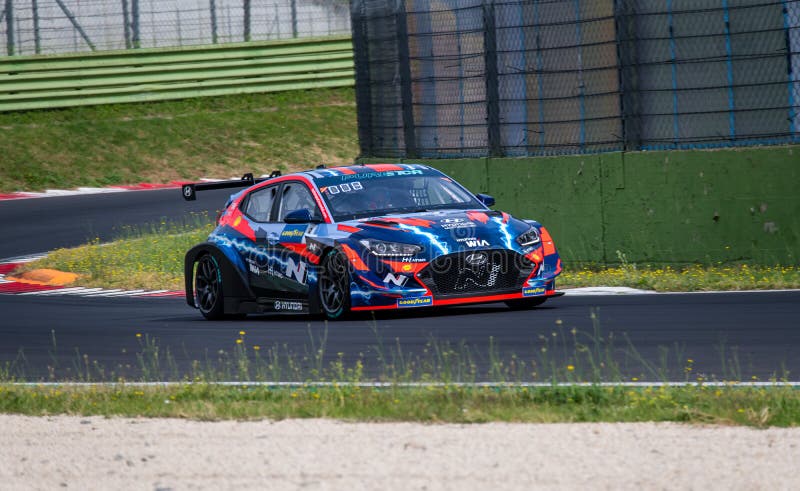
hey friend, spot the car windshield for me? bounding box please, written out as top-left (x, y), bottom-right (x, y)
top-left (316, 173), bottom-right (484, 221)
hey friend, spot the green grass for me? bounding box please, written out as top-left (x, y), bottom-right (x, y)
top-left (0, 88), bottom-right (358, 193)
top-left (1, 321), bottom-right (796, 426)
top-left (562, 263), bottom-right (800, 291)
top-left (0, 384), bottom-right (797, 426)
top-left (13, 222), bottom-right (800, 292)
top-left (13, 216), bottom-right (214, 290)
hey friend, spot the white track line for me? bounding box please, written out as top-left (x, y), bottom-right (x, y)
top-left (91, 290), bottom-right (147, 297)
top-left (564, 287), bottom-right (656, 296)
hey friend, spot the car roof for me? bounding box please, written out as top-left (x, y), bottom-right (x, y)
top-left (298, 163), bottom-right (435, 180)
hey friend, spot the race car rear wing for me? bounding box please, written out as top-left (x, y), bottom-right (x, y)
top-left (181, 171), bottom-right (281, 201)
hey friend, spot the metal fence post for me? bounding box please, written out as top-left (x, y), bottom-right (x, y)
top-left (210, 0), bottom-right (218, 44)
top-left (243, 0), bottom-right (251, 42)
top-left (54, 0), bottom-right (96, 51)
top-left (291, 0), bottom-right (298, 38)
top-left (483, 0), bottom-right (502, 157)
top-left (32, 0), bottom-right (40, 54)
top-left (131, 0), bottom-right (140, 48)
top-left (396, 0), bottom-right (418, 158)
top-left (121, 0), bottom-right (131, 49)
top-left (5, 0), bottom-right (14, 56)
top-left (351, 0), bottom-right (374, 158)
top-left (615, 0), bottom-right (641, 151)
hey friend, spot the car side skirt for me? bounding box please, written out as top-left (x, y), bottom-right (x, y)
top-left (351, 290), bottom-right (563, 311)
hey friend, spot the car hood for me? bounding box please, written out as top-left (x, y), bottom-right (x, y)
top-left (339, 209), bottom-right (533, 257)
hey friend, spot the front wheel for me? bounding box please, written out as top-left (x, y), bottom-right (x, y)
top-left (318, 249), bottom-right (351, 320)
top-left (195, 254), bottom-right (225, 320)
top-left (505, 297), bottom-right (547, 310)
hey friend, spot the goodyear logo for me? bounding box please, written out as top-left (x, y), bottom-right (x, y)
top-left (522, 286), bottom-right (546, 297)
top-left (280, 225), bottom-right (307, 243)
top-left (397, 296), bottom-right (433, 308)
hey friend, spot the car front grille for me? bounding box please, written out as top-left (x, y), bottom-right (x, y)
top-left (416, 250), bottom-right (534, 297)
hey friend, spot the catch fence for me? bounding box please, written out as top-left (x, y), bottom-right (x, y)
top-left (0, 0), bottom-right (350, 55)
top-left (351, 0), bottom-right (800, 158)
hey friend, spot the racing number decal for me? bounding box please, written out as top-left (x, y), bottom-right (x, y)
top-left (324, 181), bottom-right (363, 195)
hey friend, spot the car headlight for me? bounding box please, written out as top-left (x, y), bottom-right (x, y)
top-left (516, 227), bottom-right (541, 247)
top-left (359, 239), bottom-right (422, 257)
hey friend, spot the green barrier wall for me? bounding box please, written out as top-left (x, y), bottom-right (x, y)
top-left (382, 146), bottom-right (799, 264)
top-left (0, 36), bottom-right (354, 112)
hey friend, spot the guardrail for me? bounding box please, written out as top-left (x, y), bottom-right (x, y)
top-left (0, 35), bottom-right (354, 112)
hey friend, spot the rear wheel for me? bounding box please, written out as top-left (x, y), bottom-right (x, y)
top-left (505, 297), bottom-right (547, 310)
top-left (318, 249), bottom-right (351, 320)
top-left (195, 254), bottom-right (225, 320)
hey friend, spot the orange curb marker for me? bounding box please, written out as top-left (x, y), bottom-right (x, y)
top-left (7, 269), bottom-right (79, 286)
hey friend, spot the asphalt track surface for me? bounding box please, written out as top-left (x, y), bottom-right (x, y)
top-left (1, 189), bottom-right (799, 381)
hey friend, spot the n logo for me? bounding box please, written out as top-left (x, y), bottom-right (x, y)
top-left (286, 257), bottom-right (307, 284)
top-left (383, 273), bottom-right (408, 287)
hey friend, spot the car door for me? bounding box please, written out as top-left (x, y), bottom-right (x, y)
top-left (265, 181), bottom-right (324, 303)
top-left (239, 183), bottom-right (284, 298)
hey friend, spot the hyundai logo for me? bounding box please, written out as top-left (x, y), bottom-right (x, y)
top-left (465, 253), bottom-right (488, 266)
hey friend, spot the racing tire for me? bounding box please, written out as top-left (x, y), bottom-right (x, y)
top-left (195, 254), bottom-right (226, 320)
top-left (504, 297), bottom-right (548, 310)
top-left (318, 249), bottom-right (351, 320)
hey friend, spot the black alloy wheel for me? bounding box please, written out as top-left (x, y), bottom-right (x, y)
top-left (195, 254), bottom-right (225, 320)
top-left (318, 249), bottom-right (351, 320)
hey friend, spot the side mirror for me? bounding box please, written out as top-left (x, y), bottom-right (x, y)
top-left (476, 193), bottom-right (495, 207)
top-left (284, 208), bottom-right (317, 224)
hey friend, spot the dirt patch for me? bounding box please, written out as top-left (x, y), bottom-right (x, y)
top-left (7, 269), bottom-right (78, 286)
top-left (1, 415), bottom-right (798, 490)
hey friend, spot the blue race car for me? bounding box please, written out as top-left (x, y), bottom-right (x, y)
top-left (182, 164), bottom-right (562, 320)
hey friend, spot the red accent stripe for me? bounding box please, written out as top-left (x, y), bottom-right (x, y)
top-left (338, 224), bottom-right (362, 233)
top-left (340, 244), bottom-right (369, 271)
top-left (281, 243), bottom-right (321, 265)
top-left (466, 211), bottom-right (489, 224)
top-left (361, 222), bottom-right (403, 231)
top-left (329, 167), bottom-right (357, 175)
top-left (540, 227), bottom-right (556, 256)
top-left (364, 164), bottom-right (404, 172)
top-left (377, 217), bottom-right (433, 228)
top-left (351, 291), bottom-right (562, 311)
top-left (432, 292), bottom-right (524, 306)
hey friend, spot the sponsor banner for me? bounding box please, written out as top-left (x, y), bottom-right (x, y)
top-left (522, 286), bottom-right (546, 297)
top-left (397, 296), bottom-right (433, 308)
